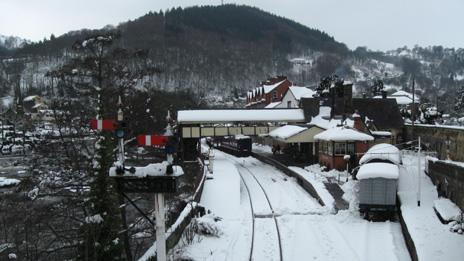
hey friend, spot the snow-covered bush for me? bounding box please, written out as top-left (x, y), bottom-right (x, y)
top-left (192, 214), bottom-right (222, 237)
top-left (449, 214), bottom-right (464, 235)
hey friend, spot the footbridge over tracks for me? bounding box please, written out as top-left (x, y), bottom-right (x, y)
top-left (177, 109), bottom-right (306, 138)
top-left (177, 109), bottom-right (307, 161)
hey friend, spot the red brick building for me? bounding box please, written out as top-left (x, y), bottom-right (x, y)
top-left (246, 76), bottom-right (292, 108)
top-left (314, 115), bottom-right (374, 171)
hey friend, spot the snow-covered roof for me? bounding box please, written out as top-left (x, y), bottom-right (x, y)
top-left (357, 162), bottom-right (399, 180)
top-left (32, 103), bottom-right (47, 109)
top-left (373, 95), bottom-right (418, 105)
top-left (359, 143), bottom-right (401, 165)
top-left (234, 134), bottom-right (250, 140)
top-left (23, 95), bottom-right (39, 102)
top-left (265, 101), bottom-right (281, 108)
top-left (356, 162), bottom-right (399, 180)
top-left (1, 96), bottom-right (13, 107)
top-left (262, 79), bottom-right (286, 94)
top-left (391, 90), bottom-right (415, 98)
top-left (268, 125), bottom-right (307, 139)
top-left (177, 109), bottom-right (305, 124)
top-left (288, 86), bottom-right (316, 100)
top-left (370, 131), bottom-right (392, 136)
top-left (309, 106), bottom-right (354, 130)
top-left (109, 161), bottom-right (184, 177)
top-left (314, 126), bottom-right (373, 142)
top-left (0, 177), bottom-right (21, 187)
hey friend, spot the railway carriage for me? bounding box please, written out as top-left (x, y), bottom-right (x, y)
top-left (217, 135), bottom-right (252, 157)
top-left (357, 143), bottom-right (401, 218)
top-left (357, 162), bottom-right (399, 216)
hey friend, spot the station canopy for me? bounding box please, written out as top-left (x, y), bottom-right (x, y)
top-left (177, 109), bottom-right (305, 124)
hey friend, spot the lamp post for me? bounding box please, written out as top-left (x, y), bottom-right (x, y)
top-left (344, 154), bottom-right (351, 182)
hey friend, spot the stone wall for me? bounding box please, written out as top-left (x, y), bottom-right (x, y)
top-left (404, 124), bottom-right (464, 162)
top-left (426, 159), bottom-right (464, 210)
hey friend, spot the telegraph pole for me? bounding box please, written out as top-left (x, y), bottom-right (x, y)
top-left (411, 76), bottom-right (415, 138)
top-left (417, 136), bottom-right (421, 207)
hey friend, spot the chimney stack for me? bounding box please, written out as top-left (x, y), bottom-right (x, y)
top-left (381, 90), bottom-right (387, 99)
top-left (353, 110), bottom-right (363, 131)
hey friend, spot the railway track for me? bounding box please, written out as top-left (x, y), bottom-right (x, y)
top-left (228, 155), bottom-right (283, 261)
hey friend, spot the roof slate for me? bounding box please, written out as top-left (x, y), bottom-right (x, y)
top-left (352, 98), bottom-right (404, 130)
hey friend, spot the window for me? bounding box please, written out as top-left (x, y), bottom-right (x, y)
top-left (347, 143), bottom-right (355, 154)
top-left (319, 141), bottom-right (327, 153)
top-left (327, 142), bottom-right (333, 155)
top-left (287, 101), bottom-right (292, 108)
top-left (273, 91), bottom-right (278, 101)
top-left (334, 143), bottom-right (346, 155)
top-left (333, 142), bottom-right (355, 155)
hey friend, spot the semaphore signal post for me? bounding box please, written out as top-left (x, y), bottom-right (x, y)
top-left (90, 97), bottom-right (181, 261)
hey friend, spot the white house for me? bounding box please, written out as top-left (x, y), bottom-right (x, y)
top-left (276, 86), bottom-right (316, 108)
top-left (374, 90), bottom-right (420, 106)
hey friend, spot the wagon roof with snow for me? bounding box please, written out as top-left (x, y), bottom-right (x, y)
top-left (357, 162), bottom-right (399, 180)
top-left (359, 143), bottom-right (402, 165)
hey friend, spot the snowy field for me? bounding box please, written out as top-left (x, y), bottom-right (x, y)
top-left (175, 149), bottom-right (411, 261)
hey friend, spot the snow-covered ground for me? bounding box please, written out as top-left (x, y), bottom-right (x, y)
top-left (252, 143), bottom-right (273, 154)
top-left (288, 166), bottom-right (336, 212)
top-left (175, 149), bottom-right (411, 261)
top-left (278, 212), bottom-right (409, 261)
top-left (398, 151), bottom-right (464, 261)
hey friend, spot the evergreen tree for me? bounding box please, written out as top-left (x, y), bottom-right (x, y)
top-left (454, 85), bottom-right (464, 112)
top-left (371, 78), bottom-right (385, 96)
top-left (72, 34), bottom-right (124, 260)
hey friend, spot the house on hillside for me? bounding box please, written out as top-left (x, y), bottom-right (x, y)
top-left (275, 86), bottom-right (317, 108)
top-left (373, 90), bottom-right (419, 118)
top-left (246, 76), bottom-right (292, 108)
top-left (23, 95), bottom-right (48, 113)
top-left (0, 96), bottom-right (14, 113)
top-left (300, 81), bottom-right (404, 144)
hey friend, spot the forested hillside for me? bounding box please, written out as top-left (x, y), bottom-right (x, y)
top-left (1, 4), bottom-right (464, 114)
top-left (0, 5), bottom-right (348, 104)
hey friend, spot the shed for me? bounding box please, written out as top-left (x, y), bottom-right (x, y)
top-left (267, 124), bottom-right (324, 163)
top-left (314, 126), bottom-right (374, 170)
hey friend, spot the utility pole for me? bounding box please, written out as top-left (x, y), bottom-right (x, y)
top-left (411, 76), bottom-right (415, 138)
top-left (417, 136), bottom-right (421, 207)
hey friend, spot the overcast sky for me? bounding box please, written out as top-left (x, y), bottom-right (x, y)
top-left (1, 0), bottom-right (463, 51)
